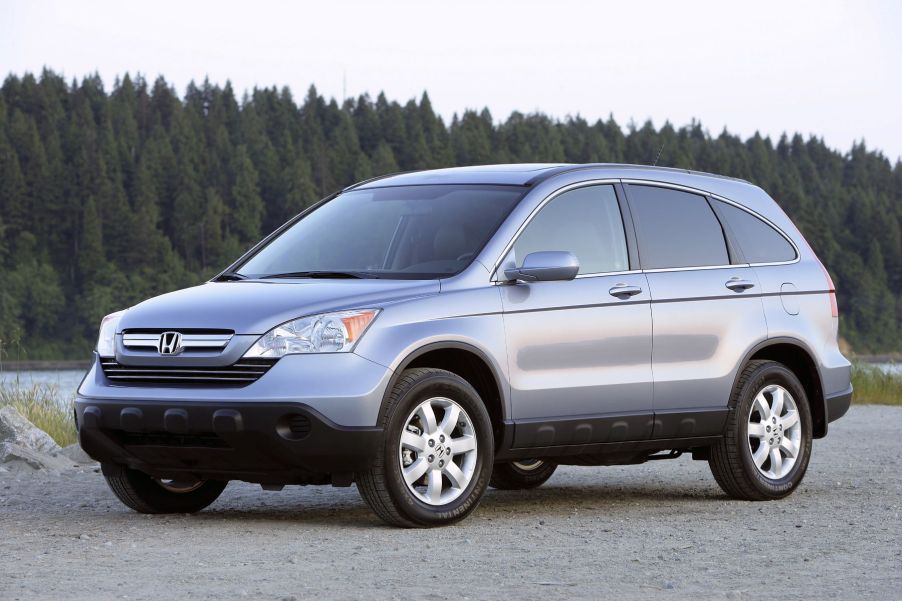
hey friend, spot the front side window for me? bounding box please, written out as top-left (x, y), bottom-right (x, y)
top-left (714, 200), bottom-right (797, 264)
top-left (236, 185), bottom-right (525, 279)
top-left (511, 185), bottom-right (629, 275)
top-left (628, 185), bottom-right (729, 269)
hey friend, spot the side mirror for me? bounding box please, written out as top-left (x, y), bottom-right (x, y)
top-left (503, 251), bottom-right (579, 283)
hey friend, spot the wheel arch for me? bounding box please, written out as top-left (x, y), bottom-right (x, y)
top-left (383, 342), bottom-right (509, 449)
top-left (739, 338), bottom-right (827, 438)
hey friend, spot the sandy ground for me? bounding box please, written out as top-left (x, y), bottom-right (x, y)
top-left (1, 405), bottom-right (900, 601)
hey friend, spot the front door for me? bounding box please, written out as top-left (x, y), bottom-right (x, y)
top-left (499, 184), bottom-right (654, 448)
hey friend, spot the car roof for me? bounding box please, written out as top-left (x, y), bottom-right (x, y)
top-left (350, 163), bottom-right (751, 189)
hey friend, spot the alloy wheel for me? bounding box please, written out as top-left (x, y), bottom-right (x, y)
top-left (747, 384), bottom-right (802, 480)
top-left (398, 397), bottom-right (478, 505)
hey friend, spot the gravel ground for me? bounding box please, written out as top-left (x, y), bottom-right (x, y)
top-left (1, 405), bottom-right (900, 601)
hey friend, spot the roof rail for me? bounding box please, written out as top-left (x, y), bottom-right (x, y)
top-left (524, 163), bottom-right (752, 186)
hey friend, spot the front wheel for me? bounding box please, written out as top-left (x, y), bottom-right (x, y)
top-left (357, 368), bottom-right (494, 527)
top-left (490, 459), bottom-right (557, 490)
top-left (708, 360), bottom-right (813, 500)
top-left (102, 463), bottom-right (227, 514)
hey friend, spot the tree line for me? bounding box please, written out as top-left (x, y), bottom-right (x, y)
top-left (0, 70), bottom-right (899, 359)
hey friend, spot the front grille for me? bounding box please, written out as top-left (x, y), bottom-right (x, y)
top-left (100, 358), bottom-right (278, 387)
top-left (122, 329), bottom-right (234, 353)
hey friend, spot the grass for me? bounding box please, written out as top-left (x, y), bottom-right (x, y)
top-left (851, 362), bottom-right (902, 406)
top-left (0, 381), bottom-right (77, 447)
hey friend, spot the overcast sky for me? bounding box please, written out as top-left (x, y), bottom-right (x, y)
top-left (2, 0), bottom-right (900, 161)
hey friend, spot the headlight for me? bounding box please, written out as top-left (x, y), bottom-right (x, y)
top-left (243, 309), bottom-right (380, 358)
top-left (96, 310), bottom-right (126, 357)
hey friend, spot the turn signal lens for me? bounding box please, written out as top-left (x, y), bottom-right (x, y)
top-left (340, 310), bottom-right (379, 344)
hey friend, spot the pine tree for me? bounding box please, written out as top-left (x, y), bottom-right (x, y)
top-left (229, 145), bottom-right (264, 242)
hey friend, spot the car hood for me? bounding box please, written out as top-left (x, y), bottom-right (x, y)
top-left (118, 279), bottom-right (441, 334)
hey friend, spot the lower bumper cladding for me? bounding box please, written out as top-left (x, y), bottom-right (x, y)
top-left (75, 399), bottom-right (382, 486)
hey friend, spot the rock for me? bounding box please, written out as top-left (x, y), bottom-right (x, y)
top-left (58, 444), bottom-right (95, 466)
top-left (0, 442), bottom-right (73, 472)
top-left (0, 406), bottom-right (62, 454)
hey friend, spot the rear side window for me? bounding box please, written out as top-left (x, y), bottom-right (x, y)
top-left (714, 201), bottom-right (797, 264)
top-left (512, 185), bottom-right (628, 274)
top-left (627, 185), bottom-right (729, 269)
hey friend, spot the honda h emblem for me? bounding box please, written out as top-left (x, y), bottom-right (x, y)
top-left (158, 331), bottom-right (183, 355)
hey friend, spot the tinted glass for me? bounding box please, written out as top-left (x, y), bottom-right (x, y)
top-left (512, 185), bottom-right (628, 275)
top-left (237, 185), bottom-right (524, 279)
top-left (629, 185), bottom-right (729, 269)
top-left (715, 201), bottom-right (797, 263)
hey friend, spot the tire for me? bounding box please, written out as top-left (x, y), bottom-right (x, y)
top-left (490, 459), bottom-right (557, 490)
top-left (708, 360), bottom-right (813, 501)
top-left (102, 463), bottom-right (228, 514)
top-left (357, 368), bottom-right (494, 527)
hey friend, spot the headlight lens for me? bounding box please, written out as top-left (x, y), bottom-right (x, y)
top-left (96, 310), bottom-right (126, 357)
top-left (243, 309), bottom-right (379, 358)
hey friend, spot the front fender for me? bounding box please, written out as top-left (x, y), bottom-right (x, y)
top-left (353, 285), bottom-right (511, 420)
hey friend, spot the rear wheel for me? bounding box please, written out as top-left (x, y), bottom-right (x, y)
top-left (357, 368), bottom-right (493, 527)
top-left (102, 463), bottom-right (227, 514)
top-left (709, 360), bottom-right (812, 500)
top-left (490, 459), bottom-right (557, 490)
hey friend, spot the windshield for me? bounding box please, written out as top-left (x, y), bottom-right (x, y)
top-left (236, 185), bottom-right (525, 279)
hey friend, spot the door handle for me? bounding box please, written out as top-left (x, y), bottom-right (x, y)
top-left (725, 277), bottom-right (755, 292)
top-left (609, 284), bottom-right (643, 299)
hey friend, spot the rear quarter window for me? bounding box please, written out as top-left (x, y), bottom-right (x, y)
top-left (714, 200), bottom-right (797, 264)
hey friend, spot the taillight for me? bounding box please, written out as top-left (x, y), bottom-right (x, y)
top-left (817, 261), bottom-right (838, 318)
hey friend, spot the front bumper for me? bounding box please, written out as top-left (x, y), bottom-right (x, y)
top-left (76, 399), bottom-right (382, 485)
top-left (75, 352), bottom-right (393, 484)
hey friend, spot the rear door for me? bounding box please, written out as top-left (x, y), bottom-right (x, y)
top-left (623, 183), bottom-right (767, 439)
top-left (499, 183), bottom-right (654, 448)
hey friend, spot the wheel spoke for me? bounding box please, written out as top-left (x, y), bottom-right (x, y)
top-left (426, 470), bottom-right (443, 503)
top-left (451, 434), bottom-right (476, 455)
top-left (771, 387), bottom-right (785, 417)
top-left (443, 461), bottom-right (467, 488)
top-left (416, 403), bottom-right (439, 435)
top-left (754, 393), bottom-right (771, 420)
top-left (748, 422), bottom-right (767, 439)
top-left (769, 448), bottom-right (783, 476)
top-left (403, 457), bottom-right (429, 485)
top-left (439, 404), bottom-right (461, 435)
top-left (753, 444), bottom-right (769, 468)
top-left (400, 430), bottom-right (426, 452)
top-left (782, 410), bottom-right (799, 429)
top-left (780, 438), bottom-right (798, 458)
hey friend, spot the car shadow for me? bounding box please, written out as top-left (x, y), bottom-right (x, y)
top-left (174, 479), bottom-right (727, 529)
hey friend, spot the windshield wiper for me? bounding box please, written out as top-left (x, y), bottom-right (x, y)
top-left (214, 271), bottom-right (248, 282)
top-left (260, 271), bottom-right (379, 279)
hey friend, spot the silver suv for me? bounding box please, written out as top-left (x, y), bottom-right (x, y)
top-left (76, 164), bottom-right (852, 527)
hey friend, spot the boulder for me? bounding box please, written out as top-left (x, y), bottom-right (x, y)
top-left (0, 442), bottom-right (73, 472)
top-left (0, 406), bottom-right (62, 454)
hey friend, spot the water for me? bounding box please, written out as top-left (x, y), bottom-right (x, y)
top-left (0, 369), bottom-right (87, 402)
